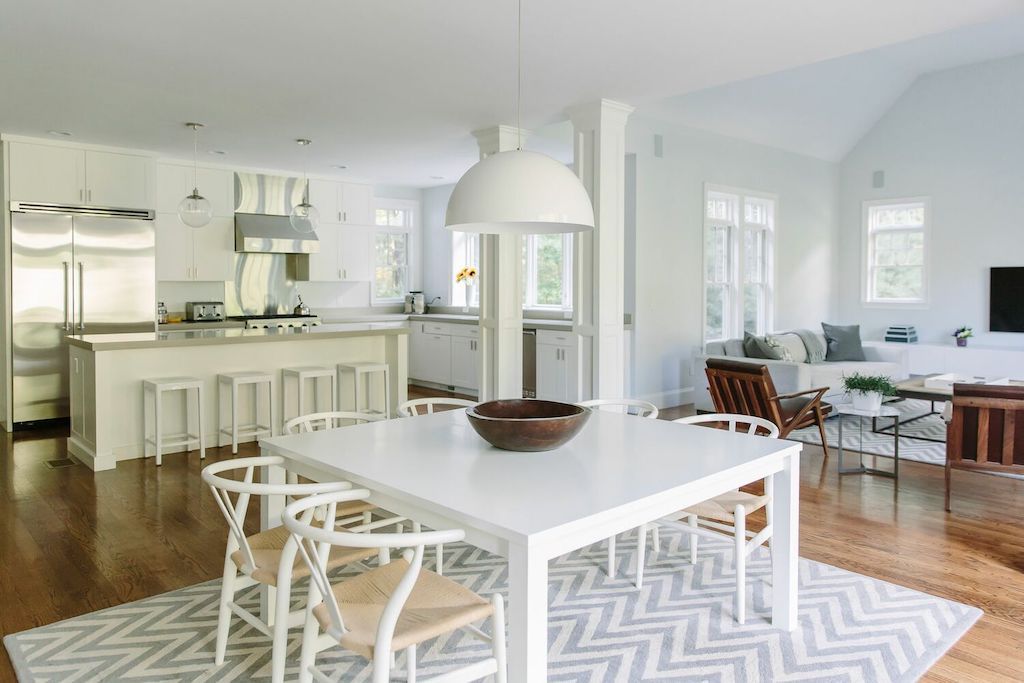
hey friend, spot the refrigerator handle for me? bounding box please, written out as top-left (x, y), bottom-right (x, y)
top-left (62, 261), bottom-right (70, 331)
top-left (78, 262), bottom-right (85, 331)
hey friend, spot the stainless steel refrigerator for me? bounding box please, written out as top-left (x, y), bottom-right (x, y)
top-left (10, 202), bottom-right (156, 425)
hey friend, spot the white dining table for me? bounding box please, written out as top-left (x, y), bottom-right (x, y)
top-left (258, 409), bottom-right (801, 682)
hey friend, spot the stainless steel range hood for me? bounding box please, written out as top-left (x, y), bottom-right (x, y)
top-left (234, 172), bottom-right (319, 254)
top-left (234, 213), bottom-right (319, 253)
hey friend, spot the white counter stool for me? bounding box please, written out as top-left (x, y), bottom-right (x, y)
top-left (143, 377), bottom-right (206, 466)
top-left (217, 371), bottom-right (276, 454)
top-left (336, 362), bottom-right (391, 419)
top-left (282, 366), bottom-right (337, 430)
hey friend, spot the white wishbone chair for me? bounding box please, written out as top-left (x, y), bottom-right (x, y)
top-left (284, 410), bottom-right (445, 574)
top-left (578, 398), bottom-right (661, 582)
top-left (202, 456), bottom-right (379, 683)
top-left (285, 490), bottom-right (507, 683)
top-left (638, 413), bottom-right (780, 624)
top-left (397, 397), bottom-right (477, 417)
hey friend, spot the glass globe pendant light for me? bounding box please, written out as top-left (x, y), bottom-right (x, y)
top-left (177, 122), bottom-right (213, 228)
top-left (289, 138), bottom-right (320, 234)
top-left (444, 0), bottom-right (594, 235)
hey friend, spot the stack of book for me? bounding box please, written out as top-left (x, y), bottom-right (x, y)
top-left (884, 325), bottom-right (918, 343)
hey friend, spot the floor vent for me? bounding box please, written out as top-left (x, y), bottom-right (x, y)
top-left (45, 459), bottom-right (76, 469)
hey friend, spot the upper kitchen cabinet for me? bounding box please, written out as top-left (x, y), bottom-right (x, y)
top-left (156, 163), bottom-right (234, 217)
top-left (155, 213), bottom-right (234, 282)
top-left (305, 179), bottom-right (374, 225)
top-left (6, 141), bottom-right (154, 209)
top-left (340, 183), bottom-right (374, 225)
top-left (85, 151), bottom-right (153, 208)
top-left (8, 142), bottom-right (84, 204)
top-left (301, 224), bottom-right (371, 282)
top-left (307, 179), bottom-right (339, 223)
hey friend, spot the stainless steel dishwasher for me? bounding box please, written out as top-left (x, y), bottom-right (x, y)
top-left (522, 329), bottom-right (537, 398)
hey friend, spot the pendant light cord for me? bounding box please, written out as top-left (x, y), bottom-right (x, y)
top-left (516, 0), bottom-right (522, 151)
top-left (191, 124), bottom-right (199, 193)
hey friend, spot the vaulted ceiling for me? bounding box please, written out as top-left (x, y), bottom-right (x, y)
top-left (0, 0), bottom-right (1021, 185)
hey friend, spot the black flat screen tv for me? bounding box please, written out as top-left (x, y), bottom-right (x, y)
top-left (990, 267), bottom-right (1024, 332)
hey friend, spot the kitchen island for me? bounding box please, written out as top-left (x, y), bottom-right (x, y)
top-left (66, 323), bottom-right (409, 471)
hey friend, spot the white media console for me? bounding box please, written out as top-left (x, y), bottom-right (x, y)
top-left (877, 342), bottom-right (1024, 379)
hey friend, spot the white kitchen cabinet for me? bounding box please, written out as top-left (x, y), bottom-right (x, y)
top-left (304, 224), bottom-right (371, 282)
top-left (307, 223), bottom-right (341, 281)
top-left (409, 323), bottom-right (453, 386)
top-left (338, 226), bottom-right (372, 281)
top-left (191, 217), bottom-right (235, 281)
top-left (306, 180), bottom-right (374, 225)
top-left (451, 337), bottom-right (480, 392)
top-left (536, 330), bottom-right (578, 402)
top-left (155, 213), bottom-right (235, 281)
top-left (85, 151), bottom-right (153, 208)
top-left (157, 163), bottom-right (234, 217)
top-left (307, 179), bottom-right (340, 223)
top-left (341, 183), bottom-right (374, 225)
top-left (7, 141), bottom-right (153, 209)
top-left (8, 141), bottom-right (84, 204)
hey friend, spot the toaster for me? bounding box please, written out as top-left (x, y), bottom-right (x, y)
top-left (185, 301), bottom-right (225, 322)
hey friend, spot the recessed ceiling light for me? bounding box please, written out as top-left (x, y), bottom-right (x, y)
top-left (47, 130), bottom-right (72, 137)
top-left (330, 164), bottom-right (348, 170)
top-left (207, 149), bottom-right (227, 156)
top-left (430, 175), bottom-right (445, 180)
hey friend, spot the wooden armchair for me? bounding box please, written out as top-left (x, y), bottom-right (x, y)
top-left (705, 358), bottom-right (832, 456)
top-left (946, 383), bottom-right (1024, 512)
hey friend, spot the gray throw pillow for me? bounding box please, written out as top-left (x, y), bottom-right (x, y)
top-left (821, 323), bottom-right (866, 361)
top-left (743, 332), bottom-right (787, 361)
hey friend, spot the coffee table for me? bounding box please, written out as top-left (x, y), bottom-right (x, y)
top-left (875, 376), bottom-right (1024, 443)
top-left (838, 403), bottom-right (900, 480)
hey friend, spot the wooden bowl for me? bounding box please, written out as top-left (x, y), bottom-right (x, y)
top-left (466, 399), bottom-right (591, 452)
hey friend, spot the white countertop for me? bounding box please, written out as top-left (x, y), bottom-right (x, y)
top-left (407, 313), bottom-right (575, 331)
top-left (68, 322), bottom-right (409, 351)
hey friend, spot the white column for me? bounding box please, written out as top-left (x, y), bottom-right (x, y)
top-left (474, 125), bottom-right (528, 400)
top-left (568, 100), bottom-right (634, 400)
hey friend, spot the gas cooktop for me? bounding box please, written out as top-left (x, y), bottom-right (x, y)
top-left (228, 314), bottom-right (319, 320)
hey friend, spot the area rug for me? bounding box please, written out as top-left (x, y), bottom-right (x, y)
top-left (4, 529), bottom-right (980, 682)
top-left (788, 399), bottom-right (947, 466)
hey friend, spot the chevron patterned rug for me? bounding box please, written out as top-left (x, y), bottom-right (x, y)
top-left (788, 399), bottom-right (947, 465)
top-left (4, 529), bottom-right (979, 682)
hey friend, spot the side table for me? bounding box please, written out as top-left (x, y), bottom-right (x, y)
top-left (836, 403), bottom-right (900, 480)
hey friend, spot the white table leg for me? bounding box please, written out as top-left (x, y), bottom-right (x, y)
top-left (507, 542), bottom-right (547, 683)
top-left (771, 450), bottom-right (800, 630)
top-left (260, 453), bottom-right (287, 624)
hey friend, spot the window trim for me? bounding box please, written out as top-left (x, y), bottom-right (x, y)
top-left (371, 198), bottom-right (418, 306)
top-left (860, 196), bottom-right (930, 308)
top-left (701, 183), bottom-right (777, 345)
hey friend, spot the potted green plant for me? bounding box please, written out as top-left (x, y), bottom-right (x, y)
top-left (953, 326), bottom-right (973, 348)
top-left (842, 373), bottom-right (897, 412)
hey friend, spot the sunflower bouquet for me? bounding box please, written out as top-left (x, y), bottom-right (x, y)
top-left (455, 266), bottom-right (478, 284)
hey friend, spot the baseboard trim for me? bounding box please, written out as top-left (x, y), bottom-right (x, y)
top-left (637, 386), bottom-right (694, 410)
top-left (67, 436), bottom-right (116, 472)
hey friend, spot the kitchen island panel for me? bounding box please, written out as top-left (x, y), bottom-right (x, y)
top-left (68, 330), bottom-right (407, 471)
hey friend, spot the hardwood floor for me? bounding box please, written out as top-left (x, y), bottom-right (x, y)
top-left (2, 395), bottom-right (1024, 681)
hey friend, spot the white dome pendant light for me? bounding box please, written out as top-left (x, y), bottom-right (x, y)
top-left (445, 0), bottom-right (594, 235)
top-left (177, 123), bottom-right (213, 228)
top-left (289, 138), bottom-right (320, 234)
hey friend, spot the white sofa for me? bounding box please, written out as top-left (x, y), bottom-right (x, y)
top-left (696, 333), bottom-right (909, 412)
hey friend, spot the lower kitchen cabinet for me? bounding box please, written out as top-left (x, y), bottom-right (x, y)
top-left (409, 321), bottom-right (573, 399)
top-left (450, 336), bottom-right (480, 392)
top-left (409, 324), bottom-right (452, 387)
top-left (536, 330), bottom-right (578, 402)
top-left (409, 321), bottom-right (479, 394)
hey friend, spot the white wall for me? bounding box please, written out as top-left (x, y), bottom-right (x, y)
top-left (837, 54), bottom-right (1024, 347)
top-left (421, 183), bottom-right (456, 304)
top-left (628, 114), bottom-right (839, 407)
